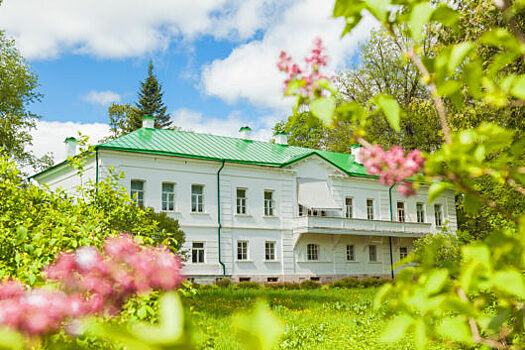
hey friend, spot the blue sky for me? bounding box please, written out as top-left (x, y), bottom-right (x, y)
top-left (0, 0), bottom-right (375, 162)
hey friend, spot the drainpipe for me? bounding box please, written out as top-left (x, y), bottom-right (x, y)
top-left (217, 160), bottom-right (226, 276)
top-left (95, 147), bottom-right (99, 195)
top-left (388, 184), bottom-right (395, 280)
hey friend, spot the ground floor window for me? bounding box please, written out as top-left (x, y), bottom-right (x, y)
top-left (265, 241), bottom-right (276, 261)
top-left (346, 244), bottom-right (355, 261)
top-left (400, 247), bottom-right (408, 259)
top-left (307, 243), bottom-right (319, 261)
top-left (369, 245), bottom-right (377, 262)
top-left (237, 241), bottom-right (248, 260)
top-left (267, 277), bottom-right (278, 282)
top-left (192, 242), bottom-right (205, 263)
top-left (239, 277), bottom-right (251, 282)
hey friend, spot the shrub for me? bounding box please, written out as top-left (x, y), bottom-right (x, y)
top-left (266, 282), bottom-right (300, 290)
top-left (300, 280), bottom-right (321, 290)
top-left (215, 278), bottom-right (232, 288)
top-left (234, 281), bottom-right (261, 289)
top-left (359, 278), bottom-right (389, 288)
top-left (328, 277), bottom-right (360, 289)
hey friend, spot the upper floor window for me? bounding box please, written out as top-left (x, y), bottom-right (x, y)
top-left (236, 188), bottom-right (247, 214)
top-left (366, 199), bottom-right (374, 220)
top-left (434, 204), bottom-right (443, 227)
top-left (416, 203), bottom-right (425, 223)
top-left (130, 180), bottom-right (145, 206)
top-left (397, 202), bottom-right (405, 222)
top-left (265, 241), bottom-right (276, 261)
top-left (162, 182), bottom-right (175, 211)
top-left (345, 197), bottom-right (353, 218)
top-left (191, 185), bottom-right (204, 213)
top-left (346, 244), bottom-right (355, 261)
top-left (369, 245), bottom-right (377, 262)
top-left (307, 243), bottom-right (319, 261)
top-left (237, 241), bottom-right (248, 260)
top-left (192, 242), bottom-right (204, 263)
top-left (400, 247), bottom-right (408, 259)
top-left (264, 190), bottom-right (275, 216)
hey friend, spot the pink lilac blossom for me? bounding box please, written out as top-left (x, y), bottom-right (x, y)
top-left (358, 145), bottom-right (425, 197)
top-left (0, 234), bottom-right (183, 337)
top-left (277, 38), bottom-right (329, 97)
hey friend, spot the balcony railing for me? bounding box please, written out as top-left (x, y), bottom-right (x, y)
top-left (292, 215), bottom-right (432, 236)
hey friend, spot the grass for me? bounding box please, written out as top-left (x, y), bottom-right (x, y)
top-left (182, 287), bottom-right (449, 350)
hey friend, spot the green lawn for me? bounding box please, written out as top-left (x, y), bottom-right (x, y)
top-left (182, 287), bottom-right (449, 350)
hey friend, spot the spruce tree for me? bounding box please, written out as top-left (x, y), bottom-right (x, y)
top-left (134, 60), bottom-right (172, 129)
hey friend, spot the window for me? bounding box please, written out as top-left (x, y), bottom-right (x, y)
top-left (400, 247), bottom-right (408, 259)
top-left (265, 241), bottom-right (276, 261)
top-left (191, 185), bottom-right (204, 213)
top-left (434, 204), bottom-right (443, 226)
top-left (192, 242), bottom-right (204, 263)
top-left (346, 244), bottom-right (355, 261)
top-left (345, 197), bottom-right (353, 218)
top-left (367, 199), bottom-right (374, 220)
top-left (369, 245), bottom-right (377, 262)
top-left (161, 183), bottom-right (175, 211)
top-left (239, 277), bottom-right (251, 282)
top-left (236, 188), bottom-right (247, 214)
top-left (310, 277), bottom-right (320, 281)
top-left (298, 205), bottom-right (305, 216)
top-left (397, 202), bottom-right (405, 222)
top-left (416, 203), bottom-right (425, 223)
top-left (237, 241), bottom-right (248, 260)
top-left (307, 243), bottom-right (319, 261)
top-left (267, 277), bottom-right (278, 282)
top-left (130, 180), bottom-right (145, 206)
top-left (264, 191), bottom-right (274, 216)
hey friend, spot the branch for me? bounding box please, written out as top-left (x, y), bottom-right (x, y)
top-left (407, 50), bottom-right (452, 144)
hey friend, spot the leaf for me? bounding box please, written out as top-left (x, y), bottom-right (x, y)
top-left (437, 317), bottom-right (472, 343)
top-left (285, 79), bottom-right (306, 96)
top-left (375, 95), bottom-right (400, 132)
top-left (510, 75), bottom-right (525, 99)
top-left (424, 269), bottom-right (448, 295)
top-left (374, 283), bottom-right (392, 309)
top-left (409, 3), bottom-right (434, 41)
top-left (414, 319), bottom-right (427, 350)
top-left (428, 182), bottom-right (453, 203)
top-left (365, 0), bottom-right (390, 22)
top-left (431, 5), bottom-right (459, 27)
top-left (464, 60), bottom-right (483, 98)
top-left (0, 328), bottom-right (24, 350)
top-left (310, 97), bottom-right (336, 124)
top-left (233, 301), bottom-right (282, 350)
top-left (380, 314), bottom-right (413, 343)
top-left (463, 193), bottom-right (481, 215)
top-left (492, 269), bottom-right (525, 298)
top-left (448, 42), bottom-right (474, 74)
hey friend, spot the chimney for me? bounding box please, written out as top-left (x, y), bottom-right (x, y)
top-left (350, 144), bottom-right (363, 164)
top-left (142, 115), bottom-right (155, 128)
top-left (274, 131), bottom-right (288, 145)
top-left (239, 126), bottom-right (252, 140)
top-left (64, 137), bottom-right (77, 158)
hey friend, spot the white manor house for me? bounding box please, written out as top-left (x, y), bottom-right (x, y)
top-left (31, 116), bottom-right (457, 284)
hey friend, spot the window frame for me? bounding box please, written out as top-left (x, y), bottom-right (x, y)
top-left (434, 204), bottom-right (443, 227)
top-left (416, 202), bottom-right (425, 223)
top-left (345, 197), bottom-right (353, 218)
top-left (265, 241), bottom-right (276, 261)
top-left (366, 199), bottom-right (374, 220)
top-left (369, 245), bottom-right (378, 262)
top-left (346, 244), bottom-right (355, 261)
top-left (400, 247), bottom-right (408, 259)
top-left (161, 182), bottom-right (175, 211)
top-left (237, 240), bottom-right (248, 261)
top-left (264, 190), bottom-right (275, 216)
top-left (397, 201), bottom-right (405, 222)
top-left (191, 242), bottom-right (205, 264)
top-left (236, 188), bottom-right (247, 215)
top-left (306, 243), bottom-right (319, 261)
top-left (191, 184), bottom-right (204, 213)
top-left (130, 180), bottom-right (145, 206)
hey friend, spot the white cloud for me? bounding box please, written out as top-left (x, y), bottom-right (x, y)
top-left (82, 90), bottom-right (121, 106)
top-left (0, 0), bottom-right (284, 59)
top-left (173, 108), bottom-right (274, 141)
top-left (202, 0), bottom-right (377, 111)
top-left (29, 121), bottom-right (111, 163)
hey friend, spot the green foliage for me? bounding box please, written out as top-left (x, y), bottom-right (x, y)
top-left (0, 156), bottom-right (183, 284)
top-left (299, 280), bottom-right (322, 290)
top-left (233, 281), bottom-right (261, 290)
top-left (145, 210), bottom-right (185, 254)
top-left (215, 278), bottom-right (232, 288)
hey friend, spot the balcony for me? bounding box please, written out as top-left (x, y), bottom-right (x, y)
top-left (292, 215), bottom-right (432, 238)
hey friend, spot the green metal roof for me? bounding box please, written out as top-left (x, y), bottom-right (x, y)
top-left (98, 128), bottom-right (371, 177)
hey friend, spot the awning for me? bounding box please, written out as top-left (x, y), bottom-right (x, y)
top-left (297, 178), bottom-right (341, 210)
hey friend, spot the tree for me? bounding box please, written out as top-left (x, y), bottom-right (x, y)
top-left (135, 61), bottom-right (172, 129)
top-left (0, 31), bottom-right (50, 170)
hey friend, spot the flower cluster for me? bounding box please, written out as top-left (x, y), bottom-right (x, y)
top-left (358, 145), bottom-right (425, 197)
top-left (277, 38), bottom-right (329, 97)
top-left (0, 235), bottom-right (182, 336)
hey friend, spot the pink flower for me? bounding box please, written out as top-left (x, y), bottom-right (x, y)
top-left (398, 182), bottom-right (417, 197)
